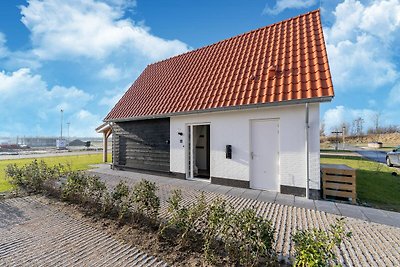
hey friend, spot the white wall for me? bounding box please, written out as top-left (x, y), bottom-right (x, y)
top-left (170, 103), bottom-right (320, 190)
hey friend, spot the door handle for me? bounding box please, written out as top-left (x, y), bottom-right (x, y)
top-left (251, 152), bottom-right (254, 159)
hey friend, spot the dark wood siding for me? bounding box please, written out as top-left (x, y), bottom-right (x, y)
top-left (112, 118), bottom-right (170, 172)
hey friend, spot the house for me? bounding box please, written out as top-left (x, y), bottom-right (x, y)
top-left (103, 10), bottom-right (334, 199)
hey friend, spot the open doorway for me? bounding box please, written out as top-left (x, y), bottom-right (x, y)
top-left (187, 124), bottom-right (210, 180)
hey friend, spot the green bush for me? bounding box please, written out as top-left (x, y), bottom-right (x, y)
top-left (6, 160), bottom-right (67, 193)
top-left (203, 198), bottom-right (231, 263)
top-left (223, 208), bottom-right (275, 266)
top-left (292, 218), bottom-right (352, 267)
top-left (131, 179), bottom-right (160, 220)
top-left (5, 163), bottom-right (24, 188)
top-left (161, 189), bottom-right (206, 246)
top-left (112, 181), bottom-right (131, 220)
top-left (83, 175), bottom-right (107, 208)
top-left (61, 171), bottom-right (88, 203)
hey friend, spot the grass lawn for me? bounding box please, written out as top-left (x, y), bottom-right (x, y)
top-left (0, 153), bottom-right (105, 193)
top-left (321, 155), bottom-right (400, 212)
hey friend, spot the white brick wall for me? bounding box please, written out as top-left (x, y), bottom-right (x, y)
top-left (170, 103), bottom-right (320, 190)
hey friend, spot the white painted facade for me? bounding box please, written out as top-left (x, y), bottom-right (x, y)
top-left (170, 103), bottom-right (320, 191)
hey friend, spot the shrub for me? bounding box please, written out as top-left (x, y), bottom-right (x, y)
top-left (83, 175), bottom-right (107, 209)
top-left (131, 179), bottom-right (160, 221)
top-left (6, 160), bottom-right (68, 194)
top-left (292, 218), bottom-right (352, 267)
top-left (160, 190), bottom-right (206, 246)
top-left (223, 208), bottom-right (275, 266)
top-left (112, 181), bottom-right (131, 220)
top-left (5, 164), bottom-right (24, 188)
top-left (203, 198), bottom-right (231, 263)
top-left (61, 171), bottom-right (88, 203)
top-left (41, 163), bottom-right (68, 197)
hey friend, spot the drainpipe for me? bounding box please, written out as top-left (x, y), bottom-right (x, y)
top-left (110, 122), bottom-right (115, 169)
top-left (305, 103), bottom-right (310, 199)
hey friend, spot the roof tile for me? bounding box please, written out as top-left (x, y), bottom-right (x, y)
top-left (105, 10), bottom-right (334, 121)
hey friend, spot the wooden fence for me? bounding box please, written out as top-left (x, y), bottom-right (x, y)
top-left (321, 164), bottom-right (356, 204)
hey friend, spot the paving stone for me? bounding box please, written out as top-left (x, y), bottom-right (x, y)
top-left (225, 187), bottom-right (246, 197)
top-left (175, 180), bottom-right (205, 191)
top-left (275, 194), bottom-right (294, 206)
top-left (212, 185), bottom-right (233, 195)
top-left (256, 191), bottom-right (277, 203)
top-left (200, 183), bottom-right (222, 193)
top-left (240, 189), bottom-right (261, 200)
top-left (386, 210), bottom-right (400, 223)
top-left (335, 203), bottom-right (368, 221)
top-left (314, 200), bottom-right (341, 215)
top-left (293, 196), bottom-right (315, 210)
top-left (359, 206), bottom-right (388, 216)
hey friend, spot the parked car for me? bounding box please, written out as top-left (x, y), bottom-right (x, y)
top-left (386, 146), bottom-right (400, 167)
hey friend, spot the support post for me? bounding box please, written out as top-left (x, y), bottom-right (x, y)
top-left (190, 125), bottom-right (194, 179)
top-left (103, 131), bottom-right (108, 162)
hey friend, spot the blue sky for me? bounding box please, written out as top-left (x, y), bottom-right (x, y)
top-left (0, 0), bottom-right (399, 137)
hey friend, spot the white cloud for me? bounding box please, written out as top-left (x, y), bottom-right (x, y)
top-left (0, 68), bottom-right (98, 136)
top-left (99, 83), bottom-right (131, 109)
top-left (326, 34), bottom-right (398, 90)
top-left (359, 0), bottom-right (400, 42)
top-left (0, 68), bottom-right (92, 109)
top-left (69, 109), bottom-right (103, 137)
top-left (99, 64), bottom-right (123, 81)
top-left (20, 0), bottom-right (190, 61)
top-left (263, 0), bottom-right (317, 15)
top-left (324, 0), bottom-right (400, 91)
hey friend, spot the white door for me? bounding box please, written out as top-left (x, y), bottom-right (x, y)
top-left (250, 119), bottom-right (279, 191)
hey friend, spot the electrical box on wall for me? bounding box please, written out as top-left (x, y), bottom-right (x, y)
top-left (226, 145), bottom-right (232, 159)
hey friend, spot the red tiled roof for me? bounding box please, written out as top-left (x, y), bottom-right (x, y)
top-left (105, 10), bottom-right (334, 121)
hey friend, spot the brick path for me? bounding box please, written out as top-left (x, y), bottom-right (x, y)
top-left (0, 197), bottom-right (167, 267)
top-left (90, 165), bottom-right (400, 266)
top-left (1, 165), bottom-right (399, 266)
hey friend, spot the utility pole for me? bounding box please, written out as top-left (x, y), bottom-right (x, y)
top-left (331, 131), bottom-right (343, 151)
top-left (342, 126), bottom-right (346, 150)
top-left (67, 122), bottom-right (70, 147)
top-left (60, 109), bottom-right (64, 139)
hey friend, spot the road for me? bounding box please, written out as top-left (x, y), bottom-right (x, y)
top-left (0, 150), bottom-right (101, 161)
top-left (342, 144), bottom-right (387, 164)
top-left (356, 149), bottom-right (387, 163)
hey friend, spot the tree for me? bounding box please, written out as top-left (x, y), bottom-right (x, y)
top-left (351, 117), bottom-right (364, 137)
top-left (320, 120), bottom-right (325, 136)
top-left (370, 111), bottom-right (381, 135)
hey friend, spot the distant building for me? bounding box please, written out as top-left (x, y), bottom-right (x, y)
top-left (21, 137), bottom-right (57, 147)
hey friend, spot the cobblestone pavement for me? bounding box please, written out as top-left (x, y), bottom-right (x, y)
top-left (90, 167), bottom-right (400, 266)
top-left (0, 197), bottom-right (167, 267)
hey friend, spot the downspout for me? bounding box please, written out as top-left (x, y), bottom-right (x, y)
top-left (305, 103), bottom-right (310, 199)
top-left (109, 122), bottom-right (115, 169)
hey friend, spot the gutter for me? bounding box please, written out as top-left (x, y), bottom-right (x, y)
top-left (305, 103), bottom-right (310, 199)
top-left (105, 96), bottom-right (333, 123)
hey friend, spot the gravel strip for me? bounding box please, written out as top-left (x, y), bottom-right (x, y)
top-left (0, 197), bottom-right (168, 267)
top-left (94, 171), bottom-right (400, 266)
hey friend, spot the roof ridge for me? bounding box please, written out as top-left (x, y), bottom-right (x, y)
top-left (148, 9), bottom-right (320, 67)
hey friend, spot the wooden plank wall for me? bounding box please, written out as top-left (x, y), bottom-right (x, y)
top-left (113, 118), bottom-right (170, 172)
top-left (321, 166), bottom-right (356, 204)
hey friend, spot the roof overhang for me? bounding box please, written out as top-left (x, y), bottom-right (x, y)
top-left (96, 122), bottom-right (112, 133)
top-left (105, 96), bottom-right (334, 123)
